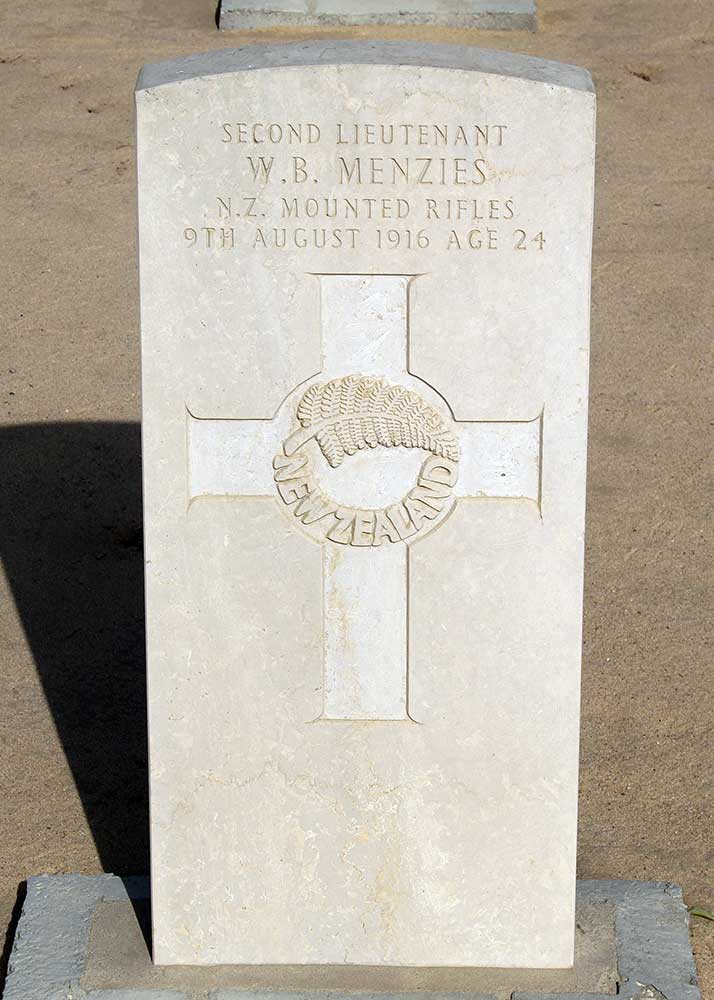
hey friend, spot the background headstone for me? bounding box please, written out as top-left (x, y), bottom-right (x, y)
top-left (218, 1), bottom-right (537, 31)
top-left (136, 41), bottom-right (595, 967)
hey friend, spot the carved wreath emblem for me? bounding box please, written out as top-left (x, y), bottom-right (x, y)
top-left (273, 375), bottom-right (460, 547)
top-left (286, 375), bottom-right (460, 468)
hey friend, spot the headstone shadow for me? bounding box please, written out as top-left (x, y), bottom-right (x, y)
top-left (0, 421), bottom-right (148, 878)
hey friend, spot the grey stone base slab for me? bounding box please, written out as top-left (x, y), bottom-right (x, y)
top-left (4, 876), bottom-right (700, 1000)
top-left (217, 1), bottom-right (537, 31)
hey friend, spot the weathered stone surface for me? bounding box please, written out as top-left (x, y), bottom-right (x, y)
top-left (218, 0), bottom-right (537, 31)
top-left (83, 894), bottom-right (618, 994)
top-left (136, 41), bottom-right (595, 966)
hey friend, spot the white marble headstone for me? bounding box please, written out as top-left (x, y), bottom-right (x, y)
top-left (136, 42), bottom-right (595, 968)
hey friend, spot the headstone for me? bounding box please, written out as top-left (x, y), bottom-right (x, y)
top-left (136, 41), bottom-right (595, 968)
top-left (218, 0), bottom-right (537, 31)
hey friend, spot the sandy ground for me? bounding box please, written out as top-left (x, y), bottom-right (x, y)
top-left (1, 0), bottom-right (712, 993)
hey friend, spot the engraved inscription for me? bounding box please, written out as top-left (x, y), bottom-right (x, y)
top-left (179, 118), bottom-right (550, 255)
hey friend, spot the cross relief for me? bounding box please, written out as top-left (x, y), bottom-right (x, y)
top-left (187, 274), bottom-right (542, 722)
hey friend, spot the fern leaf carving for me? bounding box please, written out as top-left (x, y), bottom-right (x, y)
top-left (287, 375), bottom-right (459, 468)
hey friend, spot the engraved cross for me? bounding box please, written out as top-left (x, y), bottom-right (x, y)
top-left (187, 274), bottom-right (542, 722)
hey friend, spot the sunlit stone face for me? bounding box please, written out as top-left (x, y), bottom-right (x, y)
top-left (137, 42), bottom-right (595, 968)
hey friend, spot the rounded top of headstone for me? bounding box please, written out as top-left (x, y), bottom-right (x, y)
top-left (135, 41), bottom-right (593, 95)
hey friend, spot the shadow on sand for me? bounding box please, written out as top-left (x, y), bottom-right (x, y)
top-left (1, 420), bottom-right (149, 879)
